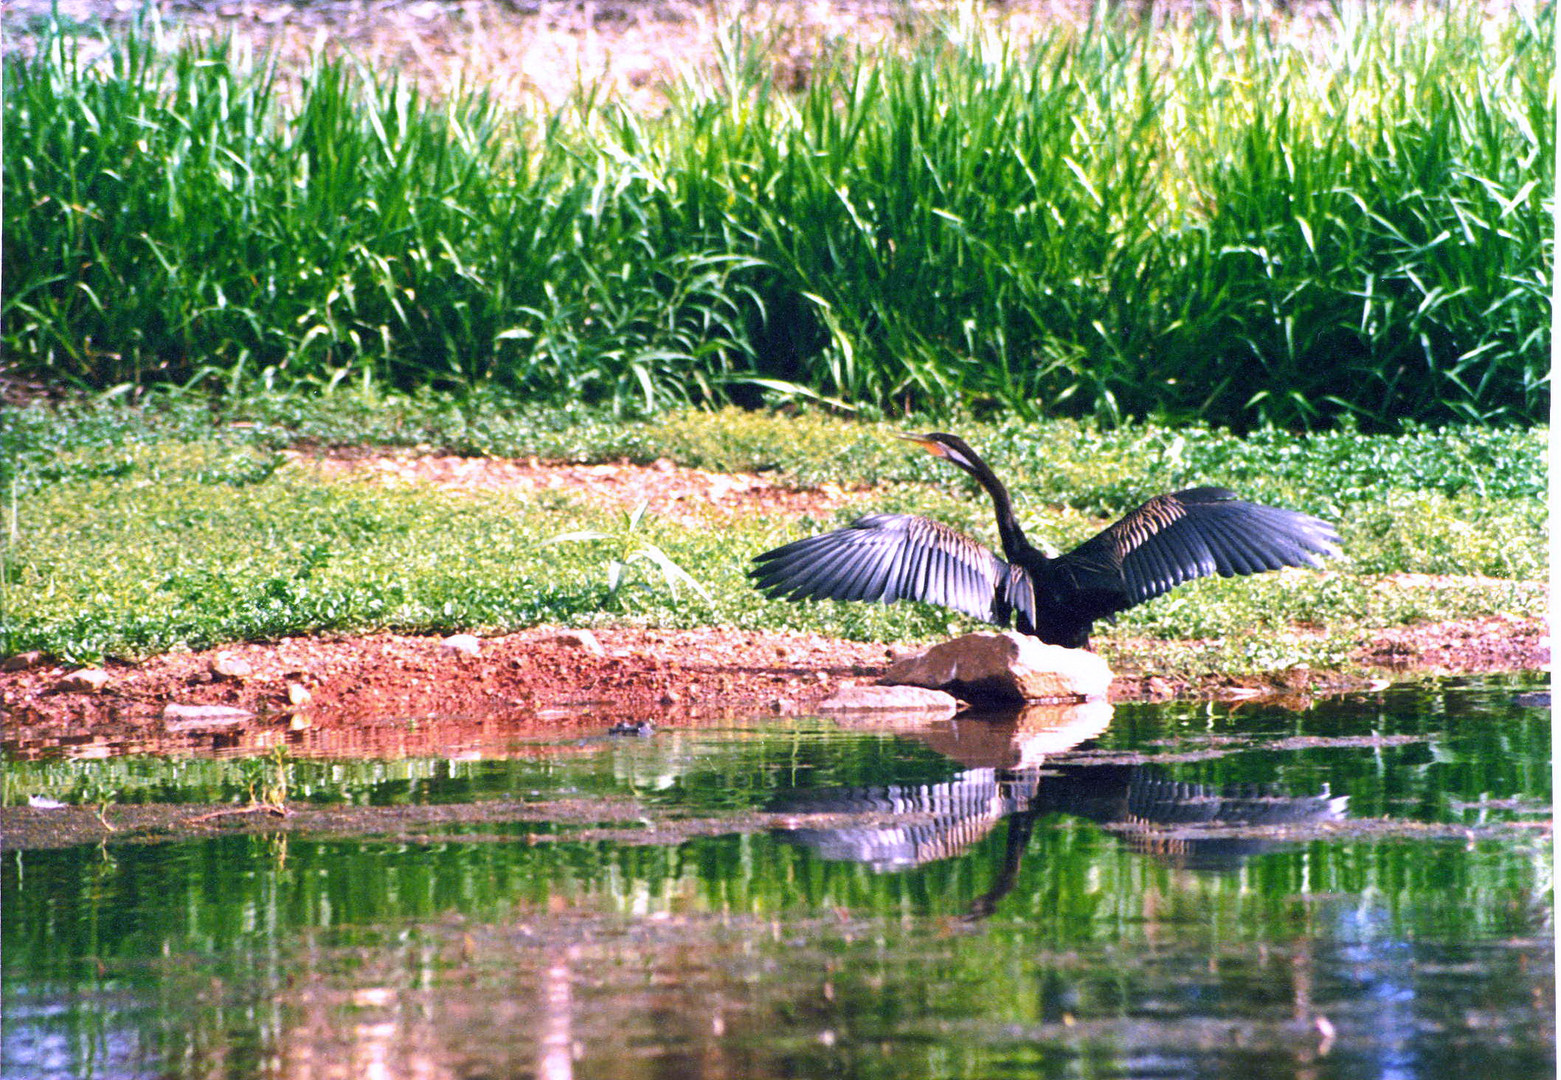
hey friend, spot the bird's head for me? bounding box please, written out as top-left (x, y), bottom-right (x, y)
top-left (897, 432), bottom-right (986, 476)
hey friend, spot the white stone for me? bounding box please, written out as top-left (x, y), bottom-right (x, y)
top-left (55, 668), bottom-right (111, 693)
top-left (879, 631), bottom-right (1112, 704)
top-left (210, 652), bottom-right (253, 679)
top-left (550, 629), bottom-right (606, 657)
top-left (440, 633), bottom-right (483, 657)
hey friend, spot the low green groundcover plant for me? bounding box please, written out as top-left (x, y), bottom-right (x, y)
top-left (1, 396), bottom-right (1545, 672)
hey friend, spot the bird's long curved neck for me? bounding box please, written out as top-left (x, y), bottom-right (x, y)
top-left (957, 451), bottom-right (1033, 562)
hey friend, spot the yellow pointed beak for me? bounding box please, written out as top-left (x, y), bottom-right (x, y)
top-left (897, 433), bottom-right (948, 458)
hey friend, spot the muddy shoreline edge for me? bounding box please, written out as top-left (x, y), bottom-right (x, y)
top-left (4, 616), bottom-right (1547, 734)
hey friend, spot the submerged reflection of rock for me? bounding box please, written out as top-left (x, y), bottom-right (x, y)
top-left (768, 701), bottom-right (1350, 905)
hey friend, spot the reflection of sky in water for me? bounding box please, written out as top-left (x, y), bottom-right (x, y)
top-left (1333, 902), bottom-right (1419, 1080)
top-left (4, 997), bottom-right (156, 1080)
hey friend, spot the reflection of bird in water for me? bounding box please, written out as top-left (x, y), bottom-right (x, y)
top-left (751, 433), bottom-right (1340, 648)
top-left (1031, 766), bottom-right (1351, 873)
top-left (772, 763), bottom-right (1348, 907)
top-left (770, 769), bottom-right (1043, 872)
top-left (964, 766), bottom-right (1350, 918)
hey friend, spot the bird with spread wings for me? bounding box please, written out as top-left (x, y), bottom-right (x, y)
top-left (750, 433), bottom-right (1341, 649)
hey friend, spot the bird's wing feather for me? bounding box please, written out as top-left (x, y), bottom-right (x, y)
top-left (1000, 560), bottom-right (1038, 634)
top-left (1063, 488), bottom-right (1341, 607)
top-left (751, 514), bottom-right (1009, 624)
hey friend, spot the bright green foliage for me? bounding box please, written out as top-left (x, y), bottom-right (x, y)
top-left (3, 6), bottom-right (1551, 428)
top-left (540, 500), bottom-right (714, 608)
top-left (1, 399), bottom-right (1545, 669)
top-left (1156, 7), bottom-right (1554, 428)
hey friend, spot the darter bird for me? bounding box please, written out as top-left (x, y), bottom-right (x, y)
top-left (749, 432), bottom-right (1340, 649)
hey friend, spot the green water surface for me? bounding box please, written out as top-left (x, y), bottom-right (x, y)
top-left (2, 675), bottom-right (1552, 1080)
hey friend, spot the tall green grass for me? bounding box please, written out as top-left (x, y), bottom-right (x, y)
top-left (3, 6), bottom-right (1551, 428)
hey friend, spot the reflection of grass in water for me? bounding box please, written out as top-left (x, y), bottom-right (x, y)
top-left (2, 693), bottom-right (1550, 1079)
top-left (0, 697), bottom-right (1549, 1079)
top-left (249, 906), bottom-right (1549, 1080)
top-left (236, 745), bottom-right (292, 813)
top-left (9, 876), bottom-right (1549, 1080)
top-left (3, 802), bottom-right (1548, 946)
top-left (1, 723), bottom-right (961, 811)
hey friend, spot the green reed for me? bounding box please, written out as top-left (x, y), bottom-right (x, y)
top-left (3, 5), bottom-right (1550, 428)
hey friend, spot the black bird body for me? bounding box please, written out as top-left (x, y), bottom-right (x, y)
top-left (750, 433), bottom-right (1340, 649)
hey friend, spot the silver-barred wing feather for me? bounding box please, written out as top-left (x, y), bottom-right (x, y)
top-left (1064, 487), bottom-right (1341, 607)
top-left (750, 514), bottom-right (1009, 625)
top-left (999, 560), bottom-right (1037, 634)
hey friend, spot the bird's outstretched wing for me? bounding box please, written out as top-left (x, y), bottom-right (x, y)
top-left (750, 514), bottom-right (1010, 624)
top-left (1060, 487), bottom-right (1341, 607)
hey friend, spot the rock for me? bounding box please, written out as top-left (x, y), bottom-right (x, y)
top-left (54, 668), bottom-right (111, 693)
top-left (210, 652), bottom-right (253, 679)
top-left (2, 650), bottom-right (48, 672)
top-left (551, 629), bottom-right (606, 657)
top-left (162, 703), bottom-right (253, 728)
top-left (440, 633), bottom-right (483, 657)
top-left (880, 631), bottom-right (1112, 704)
top-left (816, 684), bottom-right (960, 717)
top-left (287, 683), bottom-right (313, 707)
